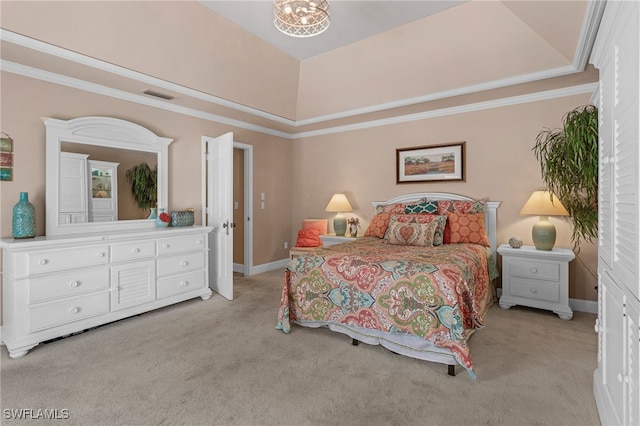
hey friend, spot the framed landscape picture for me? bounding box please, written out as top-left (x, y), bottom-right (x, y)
top-left (396, 141), bottom-right (465, 183)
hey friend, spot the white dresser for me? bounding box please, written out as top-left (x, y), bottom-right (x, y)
top-left (0, 226), bottom-right (212, 358)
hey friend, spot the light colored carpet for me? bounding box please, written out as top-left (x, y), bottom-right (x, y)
top-left (1, 269), bottom-right (601, 425)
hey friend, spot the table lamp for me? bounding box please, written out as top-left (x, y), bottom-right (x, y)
top-left (325, 193), bottom-right (353, 236)
top-left (519, 190), bottom-right (569, 250)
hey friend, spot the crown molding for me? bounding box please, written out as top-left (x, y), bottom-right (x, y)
top-left (0, 59), bottom-right (293, 139)
top-left (292, 83), bottom-right (599, 139)
top-left (1, 22), bottom-right (599, 140)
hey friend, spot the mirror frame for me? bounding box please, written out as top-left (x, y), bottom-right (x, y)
top-left (45, 116), bottom-right (173, 236)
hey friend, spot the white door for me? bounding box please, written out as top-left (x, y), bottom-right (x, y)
top-left (202, 133), bottom-right (234, 300)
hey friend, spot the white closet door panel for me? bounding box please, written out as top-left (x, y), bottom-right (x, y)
top-left (598, 62), bottom-right (614, 270)
top-left (611, 6), bottom-right (640, 297)
top-left (600, 273), bottom-right (625, 425)
top-left (625, 300), bottom-right (640, 426)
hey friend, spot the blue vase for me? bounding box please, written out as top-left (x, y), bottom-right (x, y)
top-left (12, 192), bottom-right (35, 239)
top-left (147, 207), bottom-right (157, 219)
top-left (155, 208), bottom-right (169, 228)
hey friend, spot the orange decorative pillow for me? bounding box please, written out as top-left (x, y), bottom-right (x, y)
top-left (302, 219), bottom-right (328, 235)
top-left (384, 219), bottom-right (438, 246)
top-left (364, 212), bottom-right (392, 238)
top-left (364, 213), bottom-right (391, 238)
top-left (446, 212), bottom-right (490, 246)
top-left (437, 199), bottom-right (486, 243)
top-left (295, 228), bottom-right (322, 247)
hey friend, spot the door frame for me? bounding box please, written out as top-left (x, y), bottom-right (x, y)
top-left (234, 142), bottom-right (254, 276)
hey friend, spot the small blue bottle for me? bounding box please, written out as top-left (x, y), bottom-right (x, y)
top-left (12, 192), bottom-right (35, 239)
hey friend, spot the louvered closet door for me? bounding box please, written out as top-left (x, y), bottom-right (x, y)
top-left (598, 56), bottom-right (614, 272)
top-left (609, 0), bottom-right (640, 300)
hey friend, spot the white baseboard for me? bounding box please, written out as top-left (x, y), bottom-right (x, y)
top-left (496, 289), bottom-right (597, 314)
top-left (250, 258), bottom-right (290, 275)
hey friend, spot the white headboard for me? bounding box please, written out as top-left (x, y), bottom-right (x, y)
top-left (371, 192), bottom-right (501, 260)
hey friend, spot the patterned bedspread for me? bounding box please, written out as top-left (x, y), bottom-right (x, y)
top-left (276, 237), bottom-right (498, 378)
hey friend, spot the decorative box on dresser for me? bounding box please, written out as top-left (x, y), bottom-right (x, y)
top-left (498, 244), bottom-right (575, 320)
top-left (590, 1), bottom-right (640, 425)
top-left (0, 226), bottom-right (212, 359)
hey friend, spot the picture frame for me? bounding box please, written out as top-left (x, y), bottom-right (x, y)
top-left (396, 141), bottom-right (465, 183)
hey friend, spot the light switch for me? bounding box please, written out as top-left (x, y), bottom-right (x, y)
top-left (234, 201), bottom-right (239, 210)
top-left (260, 201), bottom-right (265, 210)
top-left (260, 192), bottom-right (265, 201)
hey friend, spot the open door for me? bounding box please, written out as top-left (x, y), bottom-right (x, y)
top-left (202, 133), bottom-right (234, 300)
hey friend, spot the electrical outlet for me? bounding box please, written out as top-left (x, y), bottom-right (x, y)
top-left (284, 242), bottom-right (288, 249)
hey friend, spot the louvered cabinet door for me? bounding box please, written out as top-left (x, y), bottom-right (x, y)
top-left (111, 260), bottom-right (156, 311)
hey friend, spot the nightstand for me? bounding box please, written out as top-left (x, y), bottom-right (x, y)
top-left (320, 234), bottom-right (358, 247)
top-left (498, 244), bottom-right (575, 320)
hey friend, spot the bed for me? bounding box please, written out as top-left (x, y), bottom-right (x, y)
top-left (276, 193), bottom-right (500, 378)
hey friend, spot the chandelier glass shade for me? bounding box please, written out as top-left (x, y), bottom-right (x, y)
top-left (273, 0), bottom-right (330, 38)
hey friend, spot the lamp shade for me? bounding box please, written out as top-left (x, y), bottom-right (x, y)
top-left (325, 193), bottom-right (353, 213)
top-left (519, 191), bottom-right (569, 216)
top-left (325, 193), bottom-right (352, 236)
top-left (520, 191), bottom-right (568, 250)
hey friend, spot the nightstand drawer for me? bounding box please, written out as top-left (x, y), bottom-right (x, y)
top-left (510, 259), bottom-right (560, 282)
top-left (510, 278), bottom-right (560, 303)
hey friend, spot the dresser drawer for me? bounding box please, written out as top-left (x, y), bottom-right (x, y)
top-left (29, 267), bottom-right (110, 303)
top-left (509, 277), bottom-right (560, 303)
top-left (111, 240), bottom-right (156, 262)
top-left (29, 291), bottom-right (110, 332)
top-left (157, 251), bottom-right (205, 277)
top-left (157, 234), bottom-right (206, 255)
top-left (509, 259), bottom-right (560, 282)
top-left (18, 245), bottom-right (109, 276)
top-left (157, 270), bottom-right (206, 299)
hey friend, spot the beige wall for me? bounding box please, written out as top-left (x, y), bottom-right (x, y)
top-left (291, 93), bottom-right (598, 301)
top-left (0, 72), bottom-right (293, 267)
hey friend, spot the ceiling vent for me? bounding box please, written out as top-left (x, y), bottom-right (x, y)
top-left (143, 89), bottom-right (174, 100)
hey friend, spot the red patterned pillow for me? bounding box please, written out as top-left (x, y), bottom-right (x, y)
top-left (436, 200), bottom-right (485, 243)
top-left (446, 212), bottom-right (490, 246)
top-left (364, 212), bottom-right (392, 238)
top-left (390, 214), bottom-right (447, 246)
top-left (384, 219), bottom-right (438, 246)
top-left (295, 228), bottom-right (322, 247)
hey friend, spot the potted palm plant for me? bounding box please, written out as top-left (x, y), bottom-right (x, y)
top-left (533, 105), bottom-right (598, 250)
top-left (125, 162), bottom-right (158, 218)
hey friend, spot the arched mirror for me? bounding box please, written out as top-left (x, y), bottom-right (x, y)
top-left (45, 116), bottom-right (172, 236)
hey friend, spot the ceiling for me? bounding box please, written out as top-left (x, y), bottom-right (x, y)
top-left (199, 0), bottom-right (468, 60)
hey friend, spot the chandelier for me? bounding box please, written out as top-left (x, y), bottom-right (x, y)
top-left (273, 0), bottom-right (330, 38)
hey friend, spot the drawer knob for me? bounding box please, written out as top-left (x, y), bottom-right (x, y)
top-left (163, 244), bottom-right (170, 249)
top-left (39, 259), bottom-right (49, 265)
top-left (70, 307), bottom-right (80, 314)
top-left (69, 281), bottom-right (79, 288)
top-left (132, 248), bottom-right (140, 253)
top-left (180, 261), bottom-right (189, 267)
top-left (180, 281), bottom-right (189, 287)
top-left (196, 240), bottom-right (202, 245)
top-left (529, 288), bottom-right (538, 294)
top-left (617, 372), bottom-right (630, 383)
top-left (97, 252), bottom-right (106, 258)
top-left (530, 268), bottom-right (538, 273)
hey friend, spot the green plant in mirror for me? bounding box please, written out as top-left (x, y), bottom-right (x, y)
top-left (533, 105), bottom-right (598, 250)
top-left (125, 162), bottom-right (157, 215)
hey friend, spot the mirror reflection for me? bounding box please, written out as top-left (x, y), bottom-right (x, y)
top-left (60, 142), bottom-right (158, 222)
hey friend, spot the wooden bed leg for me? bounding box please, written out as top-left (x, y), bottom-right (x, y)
top-left (352, 339), bottom-right (360, 346)
top-left (448, 365), bottom-right (456, 376)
